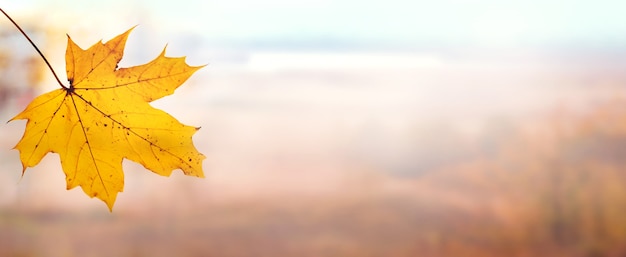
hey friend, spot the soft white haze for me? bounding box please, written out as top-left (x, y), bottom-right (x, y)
top-left (7, 0), bottom-right (626, 48)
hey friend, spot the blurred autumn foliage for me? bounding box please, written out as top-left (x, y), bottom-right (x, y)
top-left (0, 24), bottom-right (43, 111)
top-left (3, 97), bottom-right (626, 256)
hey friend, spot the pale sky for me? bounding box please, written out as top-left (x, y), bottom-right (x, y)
top-left (5, 0), bottom-right (626, 48)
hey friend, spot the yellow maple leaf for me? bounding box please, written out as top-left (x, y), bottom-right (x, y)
top-left (10, 28), bottom-right (205, 211)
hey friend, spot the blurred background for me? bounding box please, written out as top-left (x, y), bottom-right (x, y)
top-left (2, 0), bottom-right (626, 256)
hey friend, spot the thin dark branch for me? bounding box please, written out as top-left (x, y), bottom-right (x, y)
top-left (0, 8), bottom-right (67, 89)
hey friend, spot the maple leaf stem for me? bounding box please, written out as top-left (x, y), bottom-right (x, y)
top-left (0, 8), bottom-right (68, 90)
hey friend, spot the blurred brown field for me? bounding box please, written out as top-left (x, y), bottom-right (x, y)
top-left (3, 7), bottom-right (626, 257)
